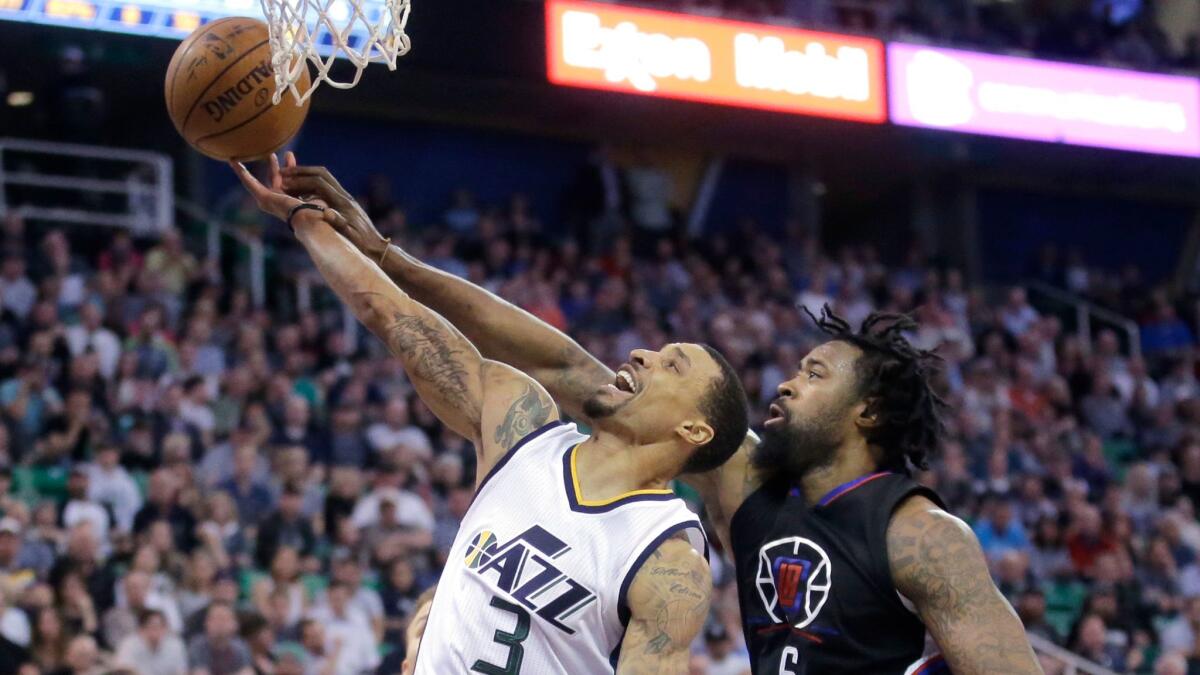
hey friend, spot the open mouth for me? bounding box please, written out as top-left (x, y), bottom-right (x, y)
top-left (614, 366), bottom-right (638, 394)
top-left (765, 403), bottom-right (786, 427)
top-left (602, 365), bottom-right (639, 399)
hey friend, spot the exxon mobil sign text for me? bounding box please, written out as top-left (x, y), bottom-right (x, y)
top-left (546, 0), bottom-right (886, 123)
top-left (888, 43), bottom-right (1200, 157)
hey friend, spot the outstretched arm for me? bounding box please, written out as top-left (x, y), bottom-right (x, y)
top-left (618, 536), bottom-right (712, 675)
top-left (232, 159), bottom-right (558, 476)
top-left (281, 161), bottom-right (764, 547)
top-left (888, 497), bottom-right (1043, 675)
top-left (280, 164), bottom-right (613, 420)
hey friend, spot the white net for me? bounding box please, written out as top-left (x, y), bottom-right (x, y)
top-left (260, 0), bottom-right (411, 106)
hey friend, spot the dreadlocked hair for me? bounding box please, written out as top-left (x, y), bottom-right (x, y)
top-left (803, 304), bottom-right (949, 473)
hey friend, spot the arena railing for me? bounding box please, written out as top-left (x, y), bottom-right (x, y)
top-left (175, 197), bottom-right (266, 308)
top-left (1026, 280), bottom-right (1142, 359)
top-left (0, 137), bottom-right (172, 234)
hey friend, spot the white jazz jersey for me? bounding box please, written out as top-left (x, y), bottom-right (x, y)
top-left (414, 421), bottom-right (707, 674)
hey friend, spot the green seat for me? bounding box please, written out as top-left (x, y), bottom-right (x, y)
top-left (240, 569), bottom-right (269, 599)
top-left (1044, 579), bottom-right (1087, 639)
top-left (301, 573), bottom-right (329, 600)
top-left (1104, 439), bottom-right (1137, 471)
top-left (133, 471), bottom-right (149, 498)
top-left (13, 466), bottom-right (68, 501)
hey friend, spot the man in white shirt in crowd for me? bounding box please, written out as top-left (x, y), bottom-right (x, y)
top-left (65, 301), bottom-right (121, 380)
top-left (61, 469), bottom-right (111, 554)
top-left (104, 571), bottom-right (183, 647)
top-left (0, 585), bottom-right (29, 648)
top-left (304, 581), bottom-right (379, 675)
top-left (115, 608), bottom-right (187, 675)
top-left (349, 463), bottom-right (433, 538)
top-left (365, 398), bottom-right (431, 462)
top-left (178, 376), bottom-right (216, 441)
top-left (325, 553), bottom-right (383, 644)
top-left (85, 444), bottom-right (141, 533)
top-left (0, 255), bottom-right (35, 320)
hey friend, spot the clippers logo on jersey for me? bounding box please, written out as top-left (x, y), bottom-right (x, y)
top-left (462, 525), bottom-right (597, 634)
top-left (756, 536), bottom-right (832, 628)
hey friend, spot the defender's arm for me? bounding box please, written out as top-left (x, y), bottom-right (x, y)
top-left (888, 496), bottom-right (1043, 675)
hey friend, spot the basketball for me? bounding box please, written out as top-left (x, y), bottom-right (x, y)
top-left (164, 17), bottom-right (310, 161)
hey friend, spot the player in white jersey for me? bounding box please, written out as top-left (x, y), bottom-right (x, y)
top-left (233, 156), bottom-right (751, 673)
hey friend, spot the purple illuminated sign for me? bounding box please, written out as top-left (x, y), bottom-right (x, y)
top-left (888, 43), bottom-right (1200, 157)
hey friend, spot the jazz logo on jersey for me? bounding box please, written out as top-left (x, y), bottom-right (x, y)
top-left (463, 525), bottom-right (596, 634)
top-left (755, 536), bottom-right (832, 628)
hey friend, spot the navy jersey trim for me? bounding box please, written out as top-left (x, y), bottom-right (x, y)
top-left (475, 420), bottom-right (565, 495)
top-left (615, 520), bottom-right (706, 627)
top-left (561, 445), bottom-right (678, 514)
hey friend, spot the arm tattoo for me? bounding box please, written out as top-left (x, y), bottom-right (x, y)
top-left (889, 508), bottom-right (1042, 675)
top-left (493, 383), bottom-right (552, 449)
top-left (384, 312), bottom-right (480, 420)
top-left (617, 538), bottom-right (711, 674)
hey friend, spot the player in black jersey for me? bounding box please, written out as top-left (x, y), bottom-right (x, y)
top-left (278, 165), bottom-right (1042, 675)
top-left (722, 308), bottom-right (1039, 674)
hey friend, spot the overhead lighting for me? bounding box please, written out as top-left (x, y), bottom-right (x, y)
top-left (6, 92), bottom-right (33, 107)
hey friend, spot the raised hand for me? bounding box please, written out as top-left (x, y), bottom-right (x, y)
top-left (279, 159), bottom-right (390, 259)
top-left (229, 153), bottom-right (329, 225)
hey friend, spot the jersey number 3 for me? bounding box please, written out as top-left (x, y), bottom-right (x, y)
top-left (471, 596), bottom-right (531, 675)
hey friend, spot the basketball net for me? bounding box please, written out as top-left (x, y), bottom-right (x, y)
top-left (260, 0), bottom-right (411, 105)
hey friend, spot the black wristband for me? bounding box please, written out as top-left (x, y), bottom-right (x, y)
top-left (286, 203), bottom-right (325, 232)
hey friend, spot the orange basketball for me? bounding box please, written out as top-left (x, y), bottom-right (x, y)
top-left (164, 17), bottom-right (311, 161)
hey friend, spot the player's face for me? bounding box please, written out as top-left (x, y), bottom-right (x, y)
top-left (583, 343), bottom-right (719, 446)
top-left (754, 341), bottom-right (866, 481)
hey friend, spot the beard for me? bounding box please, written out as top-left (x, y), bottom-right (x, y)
top-left (752, 402), bottom-right (845, 483)
top-left (582, 389), bottom-right (629, 420)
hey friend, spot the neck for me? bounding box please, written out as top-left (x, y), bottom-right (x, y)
top-left (573, 431), bottom-right (679, 501)
top-left (798, 441), bottom-right (879, 507)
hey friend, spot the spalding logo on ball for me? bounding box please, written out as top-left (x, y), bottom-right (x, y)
top-left (164, 17), bottom-right (311, 161)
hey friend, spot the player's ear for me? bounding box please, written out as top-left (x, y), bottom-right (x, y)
top-left (676, 420), bottom-right (714, 447)
top-left (854, 398), bottom-right (880, 431)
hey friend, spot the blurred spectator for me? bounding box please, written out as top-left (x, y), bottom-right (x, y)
top-left (30, 606), bottom-right (69, 673)
top-left (142, 230), bottom-right (198, 298)
top-left (84, 443), bottom-right (140, 533)
top-left (703, 623), bottom-right (751, 675)
top-left (239, 613), bottom-right (275, 675)
top-left (53, 633), bottom-right (100, 675)
top-left (366, 398), bottom-right (432, 462)
top-left (999, 287), bottom-right (1040, 337)
top-left (186, 602), bottom-right (251, 675)
top-left (254, 486), bottom-right (315, 571)
top-left (1070, 612), bottom-right (1125, 671)
top-left (973, 495), bottom-right (1032, 561)
top-left (217, 445), bottom-right (273, 528)
top-left (113, 609), bottom-right (186, 675)
top-left (0, 255), bottom-right (36, 320)
top-left (102, 570), bottom-right (181, 648)
top-left (305, 580), bottom-right (379, 674)
top-left (133, 470), bottom-right (195, 553)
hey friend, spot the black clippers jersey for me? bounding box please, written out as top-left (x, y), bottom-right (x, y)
top-left (731, 471), bottom-right (950, 675)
